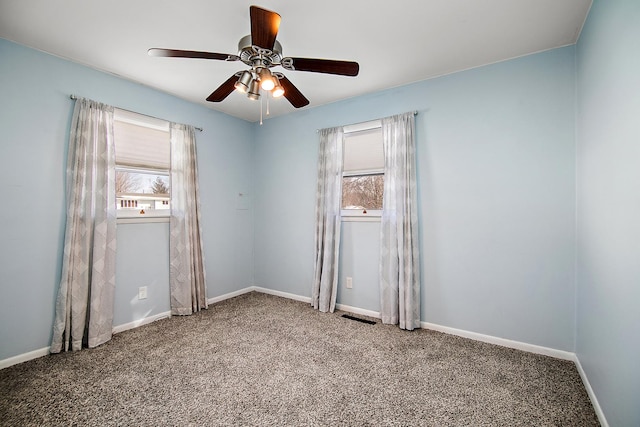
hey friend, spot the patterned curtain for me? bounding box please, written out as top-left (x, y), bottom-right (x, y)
top-left (51, 98), bottom-right (117, 353)
top-left (169, 123), bottom-right (207, 315)
top-left (312, 127), bottom-right (344, 313)
top-left (379, 112), bottom-right (421, 330)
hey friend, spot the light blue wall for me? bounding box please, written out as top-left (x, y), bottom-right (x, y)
top-left (575, 1), bottom-right (640, 426)
top-left (0, 38), bottom-right (254, 360)
top-left (337, 221), bottom-right (381, 312)
top-left (253, 47), bottom-right (577, 351)
top-left (114, 223), bottom-right (170, 326)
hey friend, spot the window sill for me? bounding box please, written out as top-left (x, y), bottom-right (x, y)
top-left (117, 216), bottom-right (169, 224)
top-left (341, 215), bottom-right (381, 222)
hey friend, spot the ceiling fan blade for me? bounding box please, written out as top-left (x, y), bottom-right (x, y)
top-left (278, 76), bottom-right (310, 108)
top-left (250, 6), bottom-right (281, 50)
top-left (283, 57), bottom-right (359, 76)
top-left (148, 48), bottom-right (239, 62)
top-left (206, 74), bottom-right (239, 102)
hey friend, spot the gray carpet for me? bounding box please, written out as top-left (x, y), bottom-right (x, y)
top-left (1, 292), bottom-right (598, 426)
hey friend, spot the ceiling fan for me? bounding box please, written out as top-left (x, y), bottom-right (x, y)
top-left (148, 5), bottom-right (359, 109)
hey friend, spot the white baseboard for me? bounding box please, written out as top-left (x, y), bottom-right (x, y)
top-left (252, 286), bottom-right (312, 304)
top-left (335, 303), bottom-right (381, 319)
top-left (207, 286), bottom-right (256, 305)
top-left (0, 346), bottom-right (50, 370)
top-left (421, 321), bottom-right (575, 361)
top-left (573, 355), bottom-right (609, 427)
top-left (112, 311), bottom-right (172, 334)
top-left (207, 286), bottom-right (312, 305)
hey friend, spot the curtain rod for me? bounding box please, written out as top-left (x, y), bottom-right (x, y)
top-left (316, 111), bottom-right (418, 133)
top-left (69, 95), bottom-right (203, 132)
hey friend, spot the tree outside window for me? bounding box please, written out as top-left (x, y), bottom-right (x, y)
top-left (342, 174), bottom-right (383, 210)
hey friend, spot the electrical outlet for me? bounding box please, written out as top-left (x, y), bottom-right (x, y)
top-left (346, 277), bottom-right (353, 289)
top-left (138, 286), bottom-right (148, 300)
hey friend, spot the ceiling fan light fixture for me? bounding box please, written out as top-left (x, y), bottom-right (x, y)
top-left (234, 70), bottom-right (253, 93)
top-left (258, 68), bottom-right (276, 91)
top-left (271, 77), bottom-right (285, 98)
top-left (247, 79), bottom-right (261, 100)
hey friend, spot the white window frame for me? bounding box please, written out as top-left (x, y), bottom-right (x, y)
top-left (115, 167), bottom-right (171, 222)
top-left (341, 120), bottom-right (383, 221)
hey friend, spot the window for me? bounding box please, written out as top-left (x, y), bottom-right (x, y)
top-left (113, 109), bottom-right (171, 220)
top-left (341, 122), bottom-right (384, 218)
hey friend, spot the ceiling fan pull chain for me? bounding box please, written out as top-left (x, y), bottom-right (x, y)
top-left (260, 93), bottom-right (263, 126)
top-left (266, 92), bottom-right (270, 116)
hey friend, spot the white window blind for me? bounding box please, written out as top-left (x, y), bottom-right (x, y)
top-left (114, 109), bottom-right (170, 170)
top-left (343, 127), bottom-right (384, 173)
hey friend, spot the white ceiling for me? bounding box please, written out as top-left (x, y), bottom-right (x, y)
top-left (0, 0), bottom-right (592, 122)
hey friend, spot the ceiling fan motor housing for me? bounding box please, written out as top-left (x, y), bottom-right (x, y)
top-left (237, 35), bottom-right (283, 69)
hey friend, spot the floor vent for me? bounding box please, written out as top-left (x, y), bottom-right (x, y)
top-left (341, 314), bottom-right (376, 325)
